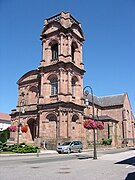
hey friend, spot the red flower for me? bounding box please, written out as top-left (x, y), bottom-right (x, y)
top-left (83, 119), bottom-right (104, 130)
top-left (8, 126), bottom-right (17, 132)
top-left (21, 125), bottom-right (28, 133)
top-left (83, 119), bottom-right (97, 129)
top-left (95, 121), bottom-right (104, 130)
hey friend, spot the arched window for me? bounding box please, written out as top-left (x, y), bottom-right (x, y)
top-left (29, 86), bottom-right (38, 104)
top-left (71, 45), bottom-right (75, 62)
top-left (46, 114), bottom-right (57, 121)
top-left (71, 114), bottom-right (79, 131)
top-left (51, 78), bottom-right (58, 96)
top-left (72, 114), bottom-right (79, 122)
top-left (71, 78), bottom-right (75, 97)
top-left (27, 118), bottom-right (36, 141)
top-left (46, 113), bottom-right (57, 139)
top-left (51, 43), bottom-right (58, 60)
top-left (71, 42), bottom-right (77, 62)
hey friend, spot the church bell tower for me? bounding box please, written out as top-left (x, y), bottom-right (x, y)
top-left (10, 12), bottom-right (86, 149)
top-left (38, 12), bottom-right (86, 146)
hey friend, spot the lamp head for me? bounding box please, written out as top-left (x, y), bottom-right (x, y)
top-left (22, 107), bottom-right (25, 114)
top-left (84, 90), bottom-right (89, 96)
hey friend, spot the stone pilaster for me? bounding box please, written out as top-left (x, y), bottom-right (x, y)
top-left (67, 68), bottom-right (72, 96)
top-left (67, 110), bottom-right (71, 138)
top-left (67, 34), bottom-right (72, 61)
top-left (39, 72), bottom-right (44, 104)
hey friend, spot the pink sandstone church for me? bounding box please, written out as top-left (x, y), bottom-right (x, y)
top-left (10, 12), bottom-right (135, 149)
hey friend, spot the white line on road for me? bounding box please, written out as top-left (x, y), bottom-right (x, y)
top-left (126, 164), bottom-right (134, 168)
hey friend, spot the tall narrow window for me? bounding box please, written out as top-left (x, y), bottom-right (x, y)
top-left (71, 45), bottom-right (75, 62)
top-left (108, 124), bottom-right (110, 139)
top-left (51, 43), bottom-right (58, 60)
top-left (71, 79), bottom-right (75, 97)
top-left (51, 78), bottom-right (58, 96)
top-left (122, 121), bottom-right (125, 139)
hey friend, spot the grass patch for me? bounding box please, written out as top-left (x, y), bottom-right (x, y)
top-left (0, 151), bottom-right (16, 154)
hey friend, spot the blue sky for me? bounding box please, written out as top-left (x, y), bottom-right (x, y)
top-left (0, 0), bottom-right (135, 115)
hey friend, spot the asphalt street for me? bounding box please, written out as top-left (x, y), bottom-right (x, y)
top-left (0, 148), bottom-right (135, 180)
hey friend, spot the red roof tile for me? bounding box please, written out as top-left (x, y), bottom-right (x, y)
top-left (0, 113), bottom-right (11, 121)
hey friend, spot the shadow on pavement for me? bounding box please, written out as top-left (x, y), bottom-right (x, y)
top-left (115, 156), bottom-right (135, 166)
top-left (76, 154), bottom-right (93, 160)
top-left (125, 172), bottom-right (135, 180)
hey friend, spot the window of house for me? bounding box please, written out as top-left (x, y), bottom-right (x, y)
top-left (71, 79), bottom-right (75, 97)
top-left (51, 78), bottom-right (58, 96)
top-left (51, 43), bottom-right (58, 60)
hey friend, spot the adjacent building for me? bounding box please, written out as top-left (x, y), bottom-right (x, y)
top-left (0, 113), bottom-right (11, 131)
top-left (84, 93), bottom-right (135, 147)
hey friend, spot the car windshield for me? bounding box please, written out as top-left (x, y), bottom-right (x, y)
top-left (61, 142), bottom-right (71, 146)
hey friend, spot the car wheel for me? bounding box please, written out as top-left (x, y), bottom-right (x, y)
top-left (78, 148), bottom-right (82, 153)
top-left (58, 152), bottom-right (61, 154)
top-left (68, 148), bottom-right (71, 154)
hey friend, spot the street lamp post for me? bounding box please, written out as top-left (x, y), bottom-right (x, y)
top-left (83, 86), bottom-right (97, 159)
top-left (17, 93), bottom-right (25, 146)
top-left (17, 106), bottom-right (21, 146)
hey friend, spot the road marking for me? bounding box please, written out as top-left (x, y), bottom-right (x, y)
top-left (126, 164), bottom-right (134, 168)
top-left (126, 165), bottom-right (131, 168)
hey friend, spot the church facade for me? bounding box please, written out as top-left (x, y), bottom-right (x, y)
top-left (10, 12), bottom-right (135, 149)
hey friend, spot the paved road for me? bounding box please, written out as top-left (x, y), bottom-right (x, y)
top-left (0, 148), bottom-right (135, 180)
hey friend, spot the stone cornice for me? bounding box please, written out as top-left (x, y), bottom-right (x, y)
top-left (37, 101), bottom-right (85, 112)
top-left (38, 61), bottom-right (85, 75)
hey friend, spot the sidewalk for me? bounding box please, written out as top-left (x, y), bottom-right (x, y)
top-left (0, 147), bottom-right (134, 157)
top-left (0, 149), bottom-right (57, 157)
top-left (0, 148), bottom-right (93, 157)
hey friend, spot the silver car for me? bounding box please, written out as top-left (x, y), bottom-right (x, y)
top-left (56, 140), bottom-right (83, 154)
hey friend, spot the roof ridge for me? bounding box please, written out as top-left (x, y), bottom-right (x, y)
top-left (97, 93), bottom-right (126, 99)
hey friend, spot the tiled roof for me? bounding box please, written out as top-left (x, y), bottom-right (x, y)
top-left (84, 115), bottom-right (118, 122)
top-left (98, 115), bottom-right (118, 122)
top-left (0, 113), bottom-right (11, 121)
top-left (87, 93), bottom-right (126, 107)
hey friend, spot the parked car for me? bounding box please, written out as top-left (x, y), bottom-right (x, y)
top-left (56, 140), bottom-right (83, 154)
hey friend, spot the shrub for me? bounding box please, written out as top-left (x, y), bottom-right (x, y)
top-left (0, 141), bottom-right (8, 151)
top-left (102, 138), bottom-right (112, 145)
top-left (0, 128), bottom-right (10, 143)
top-left (0, 141), bottom-right (3, 151)
top-left (5, 143), bottom-right (39, 153)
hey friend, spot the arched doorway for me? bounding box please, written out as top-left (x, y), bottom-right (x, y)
top-left (46, 114), bottom-right (57, 139)
top-left (71, 114), bottom-right (79, 139)
top-left (27, 118), bottom-right (36, 141)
